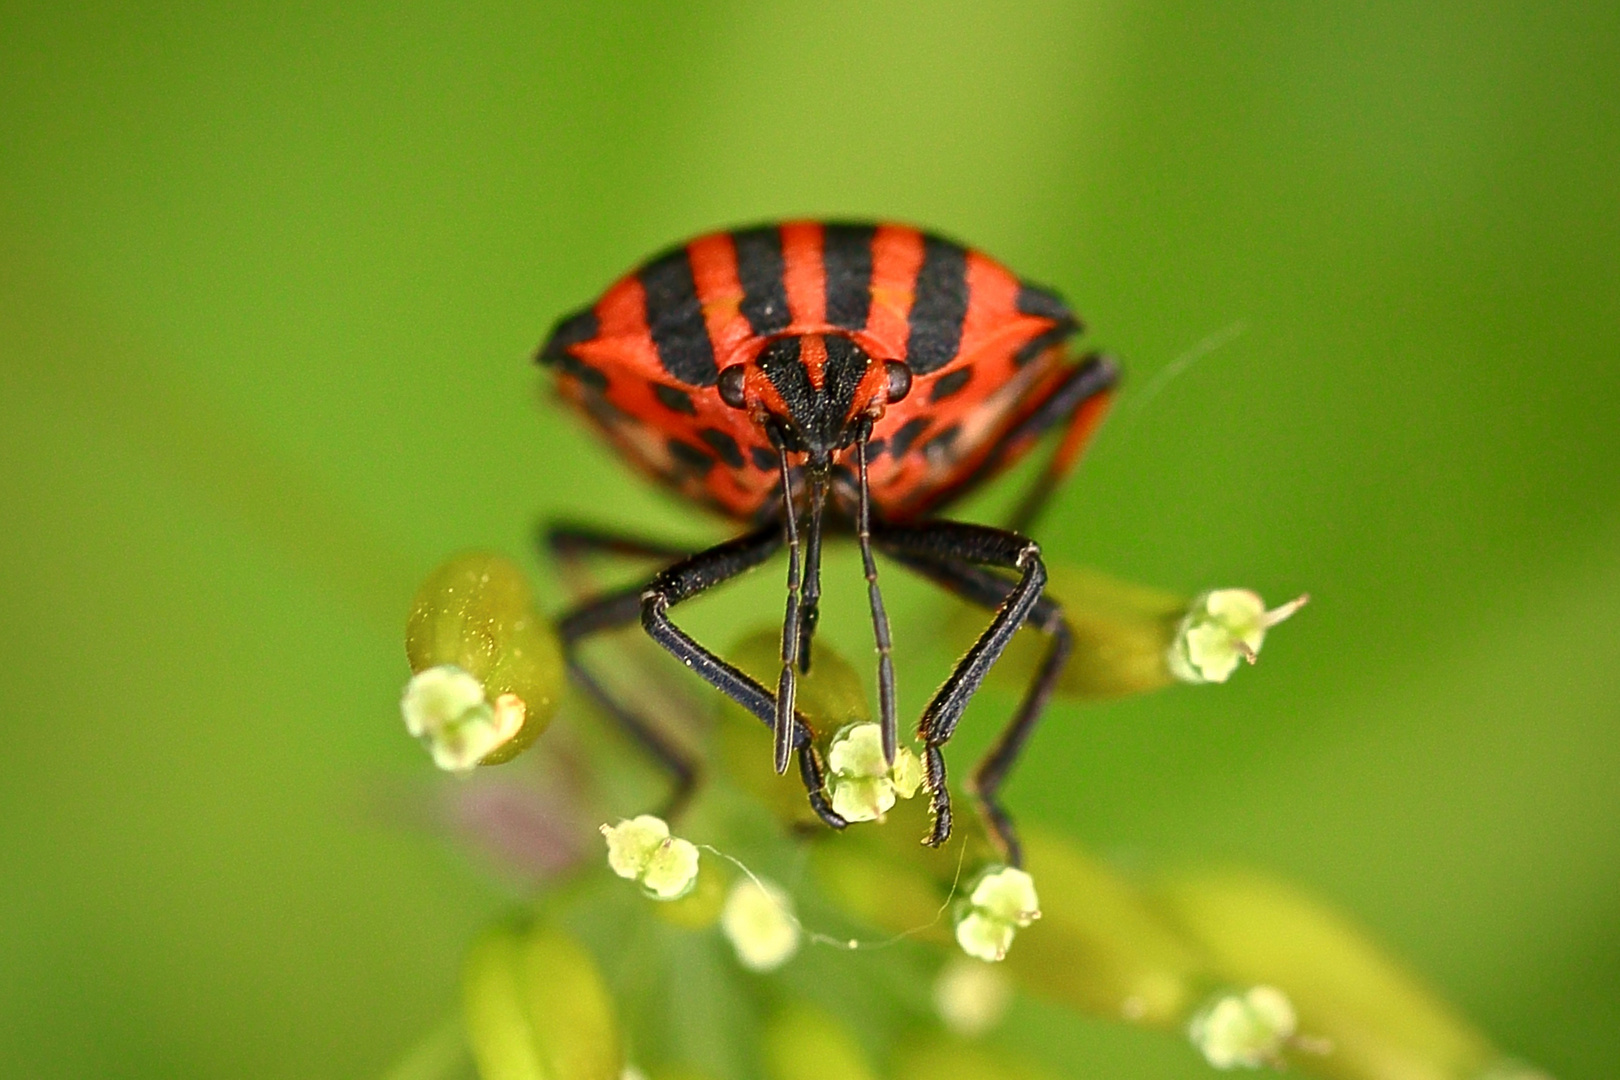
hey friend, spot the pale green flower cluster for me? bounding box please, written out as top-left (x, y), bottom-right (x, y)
top-left (600, 815), bottom-right (700, 901)
top-left (394, 552), bottom-right (1554, 1080)
top-left (826, 723), bottom-right (925, 822)
top-left (401, 664), bottom-right (525, 773)
top-left (1169, 589), bottom-right (1308, 685)
top-left (720, 876), bottom-right (801, 972)
top-left (954, 867), bottom-right (1042, 962)
top-left (1189, 985), bottom-right (1298, 1069)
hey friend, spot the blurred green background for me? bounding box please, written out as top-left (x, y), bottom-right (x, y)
top-left (2, 2), bottom-right (1617, 1078)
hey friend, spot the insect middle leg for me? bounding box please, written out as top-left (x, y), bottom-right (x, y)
top-left (872, 520), bottom-right (1049, 853)
top-left (1002, 352), bottom-right (1118, 533)
top-left (877, 545), bottom-right (1070, 868)
top-left (920, 353), bottom-right (1118, 532)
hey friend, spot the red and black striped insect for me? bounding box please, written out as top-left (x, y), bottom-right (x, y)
top-left (538, 221), bottom-right (1116, 866)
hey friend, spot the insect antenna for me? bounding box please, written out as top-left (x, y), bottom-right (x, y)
top-left (797, 469), bottom-right (827, 675)
top-left (772, 424), bottom-right (802, 775)
top-left (855, 419), bottom-right (899, 766)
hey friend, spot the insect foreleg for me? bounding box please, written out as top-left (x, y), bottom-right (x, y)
top-left (640, 525), bottom-right (848, 830)
top-left (873, 521), bottom-right (1048, 850)
top-left (877, 546), bottom-right (1070, 868)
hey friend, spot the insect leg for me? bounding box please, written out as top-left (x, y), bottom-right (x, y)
top-left (855, 421), bottom-right (899, 765)
top-left (1002, 353), bottom-right (1118, 533)
top-left (642, 525), bottom-right (848, 830)
top-left (872, 521), bottom-right (1047, 849)
top-left (878, 547), bottom-right (1069, 869)
top-left (542, 520), bottom-right (697, 600)
top-left (914, 353), bottom-right (1117, 527)
top-left (555, 581), bottom-right (704, 818)
top-left (543, 521), bottom-right (695, 566)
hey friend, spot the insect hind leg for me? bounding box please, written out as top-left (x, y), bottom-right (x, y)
top-left (554, 581), bottom-right (704, 818)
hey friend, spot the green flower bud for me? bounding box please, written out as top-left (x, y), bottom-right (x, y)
top-left (1156, 869), bottom-right (1510, 1080)
top-left (405, 552), bottom-right (564, 766)
top-left (826, 722), bottom-right (925, 823)
top-left (720, 876), bottom-right (800, 972)
top-left (601, 815), bottom-right (700, 901)
top-left (953, 866), bottom-right (1041, 962)
top-left (651, 850), bottom-right (729, 930)
top-left (716, 629), bottom-right (874, 821)
top-left (953, 566), bottom-right (1186, 699)
top-left (1189, 985), bottom-right (1297, 1069)
top-left (809, 840), bottom-right (957, 949)
top-left (761, 1004), bottom-right (881, 1080)
top-left (462, 920), bottom-right (621, 1080)
top-left (1168, 590), bottom-right (1308, 685)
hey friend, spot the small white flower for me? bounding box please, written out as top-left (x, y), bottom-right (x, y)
top-left (600, 815), bottom-right (700, 901)
top-left (400, 665), bottom-right (525, 773)
top-left (826, 723), bottom-right (926, 823)
top-left (934, 956), bottom-right (1013, 1036)
top-left (1169, 590), bottom-right (1308, 684)
top-left (953, 866), bottom-right (1041, 962)
top-left (720, 877), bottom-right (800, 971)
top-left (1189, 985), bottom-right (1298, 1069)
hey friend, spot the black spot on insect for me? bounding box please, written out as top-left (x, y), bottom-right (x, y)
top-left (554, 354), bottom-right (608, 392)
top-left (929, 368), bottom-right (972, 403)
top-left (890, 417), bottom-right (930, 458)
top-left (653, 383), bottom-right (696, 415)
top-left (537, 307), bottom-right (598, 364)
top-left (1013, 325), bottom-right (1074, 368)
top-left (1015, 281), bottom-right (1081, 333)
top-left (699, 427), bottom-right (746, 469)
top-left (666, 438), bottom-right (714, 476)
top-left (864, 438), bottom-right (887, 460)
top-left (749, 445), bottom-right (780, 472)
top-left (923, 424), bottom-right (961, 463)
top-left (584, 393), bottom-right (631, 428)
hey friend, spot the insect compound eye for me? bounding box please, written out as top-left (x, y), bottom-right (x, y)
top-left (883, 361), bottom-right (913, 405)
top-left (718, 365), bottom-right (748, 409)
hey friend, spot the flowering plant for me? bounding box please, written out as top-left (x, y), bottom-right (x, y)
top-left (392, 552), bottom-right (1546, 1080)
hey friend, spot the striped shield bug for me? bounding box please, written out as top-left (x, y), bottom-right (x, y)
top-left (537, 221), bottom-right (1117, 866)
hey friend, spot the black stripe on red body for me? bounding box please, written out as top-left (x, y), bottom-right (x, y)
top-left (639, 247), bottom-right (719, 387)
top-left (904, 235), bottom-right (971, 374)
top-left (734, 227), bottom-right (791, 336)
top-left (822, 223), bottom-right (876, 331)
top-left (535, 221), bottom-right (1091, 522)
